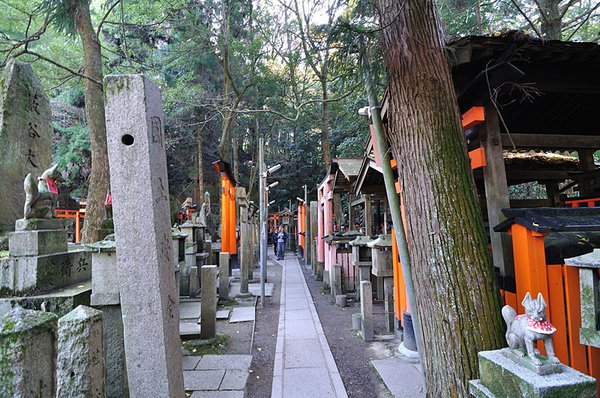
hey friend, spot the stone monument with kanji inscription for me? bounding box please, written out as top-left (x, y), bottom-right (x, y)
top-left (0, 59), bottom-right (52, 232)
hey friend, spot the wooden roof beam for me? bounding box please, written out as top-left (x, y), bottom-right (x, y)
top-left (501, 133), bottom-right (600, 149)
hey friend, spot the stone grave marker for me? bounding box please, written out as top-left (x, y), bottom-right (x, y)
top-left (200, 265), bottom-right (218, 339)
top-left (0, 59), bottom-right (52, 231)
top-left (104, 74), bottom-right (184, 397)
top-left (219, 252), bottom-right (230, 300)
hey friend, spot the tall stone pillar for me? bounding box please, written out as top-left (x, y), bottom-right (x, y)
top-left (104, 74), bottom-right (184, 397)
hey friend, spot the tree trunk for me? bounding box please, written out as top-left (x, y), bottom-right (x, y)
top-left (539, 0), bottom-right (562, 39)
top-left (377, 0), bottom-right (504, 396)
top-left (197, 125), bottom-right (204, 204)
top-left (321, 79), bottom-right (332, 169)
top-left (232, 133), bottom-right (239, 182)
top-left (76, 1), bottom-right (109, 243)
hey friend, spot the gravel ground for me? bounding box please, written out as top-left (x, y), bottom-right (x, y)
top-left (300, 261), bottom-right (395, 398)
top-left (245, 261), bottom-right (282, 398)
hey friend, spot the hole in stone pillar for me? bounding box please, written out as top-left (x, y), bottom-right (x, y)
top-left (121, 134), bottom-right (134, 146)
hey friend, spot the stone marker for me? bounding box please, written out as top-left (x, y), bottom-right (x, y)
top-left (201, 265), bottom-right (218, 339)
top-left (384, 277), bottom-right (395, 333)
top-left (237, 188), bottom-right (250, 294)
top-left (0, 59), bottom-right (52, 231)
top-left (0, 306), bottom-right (57, 397)
top-left (219, 252), bottom-right (230, 300)
top-left (87, 237), bottom-right (129, 398)
top-left (189, 266), bottom-right (199, 298)
top-left (56, 305), bottom-right (104, 398)
top-left (332, 264), bottom-right (342, 296)
top-left (104, 74), bottom-right (184, 397)
top-left (360, 280), bottom-right (374, 342)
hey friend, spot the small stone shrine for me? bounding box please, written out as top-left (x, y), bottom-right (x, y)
top-left (0, 165), bottom-right (91, 316)
top-left (470, 292), bottom-right (597, 397)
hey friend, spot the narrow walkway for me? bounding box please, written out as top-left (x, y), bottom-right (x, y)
top-left (271, 253), bottom-right (348, 398)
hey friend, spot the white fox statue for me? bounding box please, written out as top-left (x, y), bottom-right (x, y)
top-left (23, 164), bottom-right (61, 219)
top-left (502, 292), bottom-right (560, 366)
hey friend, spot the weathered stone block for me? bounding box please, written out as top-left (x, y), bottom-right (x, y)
top-left (0, 249), bottom-right (91, 296)
top-left (14, 218), bottom-right (64, 231)
top-left (99, 305), bottom-right (128, 398)
top-left (90, 249), bottom-right (119, 306)
top-left (0, 307), bottom-right (57, 397)
top-left (56, 305), bottom-right (104, 397)
top-left (9, 229), bottom-right (67, 257)
top-left (200, 265), bottom-right (218, 339)
top-left (360, 280), bottom-right (373, 342)
top-left (0, 281), bottom-right (92, 317)
top-left (219, 252), bottom-right (230, 301)
top-left (470, 349), bottom-right (597, 398)
top-left (0, 60), bottom-right (52, 232)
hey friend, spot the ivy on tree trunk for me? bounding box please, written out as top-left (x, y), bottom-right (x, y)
top-left (376, 0), bottom-right (505, 395)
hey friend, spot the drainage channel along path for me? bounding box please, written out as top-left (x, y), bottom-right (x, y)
top-left (271, 255), bottom-right (348, 398)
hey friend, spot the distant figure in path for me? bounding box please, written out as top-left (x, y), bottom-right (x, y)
top-left (272, 228), bottom-right (278, 257)
top-left (276, 226), bottom-right (288, 260)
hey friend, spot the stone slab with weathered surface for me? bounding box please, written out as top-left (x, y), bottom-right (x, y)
top-left (470, 349), bottom-right (597, 398)
top-left (371, 358), bottom-right (425, 397)
top-left (360, 280), bottom-right (374, 342)
top-left (105, 74), bottom-right (183, 397)
top-left (0, 307), bottom-right (57, 397)
top-left (56, 305), bottom-right (104, 398)
top-left (0, 280), bottom-right (91, 317)
top-left (229, 306), bottom-right (255, 323)
top-left (0, 59), bottom-right (52, 231)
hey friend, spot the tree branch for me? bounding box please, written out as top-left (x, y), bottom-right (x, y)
top-left (509, 0), bottom-right (543, 38)
top-left (96, 0), bottom-right (120, 38)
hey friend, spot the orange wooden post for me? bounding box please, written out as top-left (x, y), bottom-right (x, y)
top-left (510, 224), bottom-right (549, 303)
top-left (228, 183), bottom-right (237, 255)
top-left (504, 291), bottom-right (517, 311)
top-left (546, 264), bottom-right (569, 363)
top-left (391, 229), bottom-right (407, 323)
top-left (564, 265), bottom-right (588, 373)
top-left (221, 175), bottom-right (229, 253)
top-left (75, 211), bottom-right (81, 243)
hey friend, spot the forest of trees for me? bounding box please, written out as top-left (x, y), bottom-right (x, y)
top-left (2, 0), bottom-right (597, 222)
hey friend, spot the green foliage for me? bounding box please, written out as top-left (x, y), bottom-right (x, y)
top-left (52, 123), bottom-right (90, 196)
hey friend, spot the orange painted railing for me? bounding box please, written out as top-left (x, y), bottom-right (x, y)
top-left (55, 209), bottom-right (84, 243)
top-left (565, 197), bottom-right (600, 208)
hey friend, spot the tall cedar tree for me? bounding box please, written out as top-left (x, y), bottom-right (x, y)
top-left (42, 0), bottom-right (109, 242)
top-left (376, 0), bottom-right (504, 396)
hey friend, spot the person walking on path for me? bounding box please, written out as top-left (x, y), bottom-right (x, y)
top-left (276, 226), bottom-right (287, 260)
top-left (272, 228), bottom-right (278, 257)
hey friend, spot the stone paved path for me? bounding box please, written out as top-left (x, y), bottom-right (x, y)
top-left (183, 354), bottom-right (252, 397)
top-left (271, 255), bottom-right (348, 398)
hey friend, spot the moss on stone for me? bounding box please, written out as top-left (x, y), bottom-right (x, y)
top-left (181, 333), bottom-right (230, 356)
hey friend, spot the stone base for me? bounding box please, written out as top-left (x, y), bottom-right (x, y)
top-left (0, 249), bottom-right (91, 296)
top-left (0, 281), bottom-right (92, 317)
top-left (502, 348), bottom-right (563, 376)
top-left (9, 228), bottom-right (67, 256)
top-left (14, 218), bottom-right (65, 231)
top-left (471, 349), bottom-right (597, 398)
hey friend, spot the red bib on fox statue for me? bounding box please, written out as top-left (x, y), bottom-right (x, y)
top-left (515, 315), bottom-right (557, 335)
